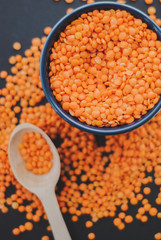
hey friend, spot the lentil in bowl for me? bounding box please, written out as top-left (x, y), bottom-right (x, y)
top-left (40, 2), bottom-right (161, 135)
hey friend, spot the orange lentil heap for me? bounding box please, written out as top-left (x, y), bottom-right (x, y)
top-left (19, 132), bottom-right (53, 175)
top-left (49, 9), bottom-right (161, 128)
top-left (0, 14), bottom-right (161, 240)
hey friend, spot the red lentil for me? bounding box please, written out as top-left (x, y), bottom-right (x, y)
top-left (47, 225), bottom-right (51, 231)
top-left (147, 6), bottom-right (156, 15)
top-left (149, 208), bottom-right (158, 216)
top-left (145, 0), bottom-right (153, 4)
top-left (67, 8), bottom-right (74, 14)
top-left (41, 236), bottom-right (50, 240)
top-left (49, 9), bottom-right (161, 127)
top-left (19, 132), bottom-right (53, 175)
top-left (19, 225), bottom-right (25, 233)
top-left (0, 6), bottom-right (161, 240)
top-left (118, 222), bottom-right (125, 230)
top-left (86, 221), bottom-right (93, 228)
top-left (143, 187), bottom-right (151, 195)
top-left (13, 42), bottom-right (21, 51)
top-left (155, 233), bottom-right (161, 240)
top-left (0, 71), bottom-right (8, 79)
top-left (9, 56), bottom-right (16, 65)
top-left (44, 26), bottom-right (52, 35)
top-left (12, 228), bottom-right (20, 236)
top-left (88, 232), bottom-right (95, 240)
top-left (141, 215), bottom-right (148, 223)
top-left (25, 222), bottom-right (33, 231)
top-left (124, 215), bottom-right (133, 224)
top-left (65, 0), bottom-right (74, 3)
top-left (157, 212), bottom-right (161, 219)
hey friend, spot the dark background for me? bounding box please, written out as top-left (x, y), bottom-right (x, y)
top-left (0, 0), bottom-right (161, 239)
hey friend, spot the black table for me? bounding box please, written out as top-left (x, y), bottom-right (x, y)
top-left (0, 0), bottom-right (161, 239)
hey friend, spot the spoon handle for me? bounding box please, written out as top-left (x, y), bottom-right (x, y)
top-left (39, 189), bottom-right (71, 240)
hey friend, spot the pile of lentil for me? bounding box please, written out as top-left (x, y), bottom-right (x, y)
top-left (19, 132), bottom-right (53, 175)
top-left (0, 4), bottom-right (161, 240)
top-left (49, 9), bottom-right (161, 127)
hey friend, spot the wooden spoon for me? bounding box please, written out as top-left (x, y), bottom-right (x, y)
top-left (8, 123), bottom-right (71, 240)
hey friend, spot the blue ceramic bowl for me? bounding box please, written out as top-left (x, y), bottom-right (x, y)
top-left (40, 2), bottom-right (161, 135)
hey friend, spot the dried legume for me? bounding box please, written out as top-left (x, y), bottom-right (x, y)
top-left (0, 3), bottom-right (161, 240)
top-left (49, 9), bottom-right (161, 127)
top-left (19, 132), bottom-right (53, 175)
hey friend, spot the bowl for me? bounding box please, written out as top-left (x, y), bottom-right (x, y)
top-left (40, 1), bottom-right (161, 135)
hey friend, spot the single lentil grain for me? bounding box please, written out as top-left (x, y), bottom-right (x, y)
top-left (44, 27), bottom-right (52, 35)
top-left (13, 42), bottom-right (21, 51)
top-left (25, 222), bottom-right (33, 231)
top-left (12, 228), bottom-right (20, 236)
top-left (88, 232), bottom-right (96, 240)
top-left (86, 221), bottom-right (93, 228)
top-left (147, 6), bottom-right (156, 15)
top-left (41, 236), bottom-right (50, 240)
top-left (145, 0), bottom-right (153, 4)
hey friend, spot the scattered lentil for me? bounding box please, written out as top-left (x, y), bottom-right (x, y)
top-left (157, 212), bottom-right (161, 219)
top-left (149, 208), bottom-right (158, 216)
top-left (65, 0), bottom-right (74, 3)
top-left (13, 42), bottom-right (21, 51)
top-left (86, 221), bottom-right (93, 228)
top-left (66, 8), bottom-right (74, 14)
top-left (25, 222), bottom-right (33, 231)
top-left (0, 3), bottom-right (161, 240)
top-left (12, 228), bottom-right (20, 236)
top-left (88, 232), bottom-right (95, 240)
top-left (141, 215), bottom-right (148, 223)
top-left (145, 0), bottom-right (153, 4)
top-left (19, 225), bottom-right (25, 233)
top-left (44, 26), bottom-right (52, 35)
top-left (41, 236), bottom-right (50, 240)
top-left (47, 225), bottom-right (52, 231)
top-left (143, 187), bottom-right (151, 195)
top-left (147, 6), bottom-right (156, 15)
top-left (124, 215), bottom-right (133, 224)
top-left (155, 233), bottom-right (161, 240)
top-left (0, 71), bottom-right (8, 79)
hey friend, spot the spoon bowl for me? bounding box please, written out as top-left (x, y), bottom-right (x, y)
top-left (8, 123), bottom-right (60, 194)
top-left (8, 123), bottom-right (71, 240)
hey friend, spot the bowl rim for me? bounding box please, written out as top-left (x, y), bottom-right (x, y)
top-left (40, 1), bottom-right (161, 135)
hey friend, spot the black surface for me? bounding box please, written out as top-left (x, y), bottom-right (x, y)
top-left (0, 0), bottom-right (161, 240)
